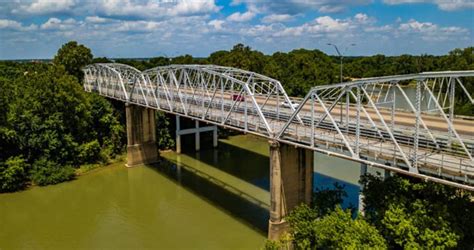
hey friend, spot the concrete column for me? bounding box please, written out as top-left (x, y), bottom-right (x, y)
top-left (268, 141), bottom-right (313, 240)
top-left (358, 160), bottom-right (368, 214)
top-left (195, 120), bottom-right (200, 151)
top-left (213, 127), bottom-right (218, 148)
top-left (176, 116), bottom-right (181, 154)
top-left (384, 168), bottom-right (391, 180)
top-left (125, 103), bottom-right (158, 167)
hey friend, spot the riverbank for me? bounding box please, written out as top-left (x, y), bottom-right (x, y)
top-left (75, 154), bottom-right (127, 176)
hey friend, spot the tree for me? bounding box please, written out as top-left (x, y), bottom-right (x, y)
top-left (277, 183), bottom-right (385, 249)
top-left (53, 41), bottom-right (93, 80)
top-left (361, 174), bottom-right (474, 248)
top-left (285, 204), bottom-right (386, 249)
top-left (312, 206), bottom-right (386, 249)
top-left (92, 57), bottom-right (112, 63)
top-left (7, 66), bottom-right (92, 165)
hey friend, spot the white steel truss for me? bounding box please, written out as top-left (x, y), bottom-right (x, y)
top-left (83, 64), bottom-right (474, 190)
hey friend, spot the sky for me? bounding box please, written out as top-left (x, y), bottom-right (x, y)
top-left (0, 0), bottom-right (473, 59)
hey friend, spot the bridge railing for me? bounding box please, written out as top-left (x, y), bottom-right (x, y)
top-left (276, 71), bottom-right (474, 183)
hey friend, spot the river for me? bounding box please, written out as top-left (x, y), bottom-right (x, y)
top-left (0, 134), bottom-right (375, 249)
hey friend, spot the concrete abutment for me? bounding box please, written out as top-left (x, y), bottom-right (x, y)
top-left (268, 141), bottom-right (313, 240)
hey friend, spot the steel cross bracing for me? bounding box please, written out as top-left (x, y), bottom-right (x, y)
top-left (83, 63), bottom-right (474, 190)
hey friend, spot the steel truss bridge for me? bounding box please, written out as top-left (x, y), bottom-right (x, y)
top-left (83, 63), bottom-right (474, 190)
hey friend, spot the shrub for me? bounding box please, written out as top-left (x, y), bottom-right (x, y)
top-left (30, 158), bottom-right (75, 186)
top-left (78, 140), bottom-right (102, 164)
top-left (0, 156), bottom-right (29, 192)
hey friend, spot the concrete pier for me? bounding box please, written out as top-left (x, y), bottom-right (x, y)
top-left (176, 116), bottom-right (218, 153)
top-left (268, 141), bottom-right (313, 240)
top-left (125, 103), bottom-right (158, 167)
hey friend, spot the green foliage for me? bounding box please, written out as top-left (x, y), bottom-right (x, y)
top-left (381, 202), bottom-right (459, 249)
top-left (0, 156), bottom-right (29, 192)
top-left (312, 182), bottom-right (348, 216)
top-left (262, 234), bottom-right (292, 250)
top-left (0, 42), bottom-right (126, 192)
top-left (313, 206), bottom-right (386, 249)
top-left (285, 183), bottom-right (385, 249)
top-left (88, 94), bottom-right (125, 157)
top-left (286, 204), bottom-right (319, 249)
top-left (53, 41), bottom-right (92, 80)
top-left (78, 140), bottom-right (102, 164)
top-left (155, 112), bottom-right (175, 150)
top-left (209, 44), bottom-right (266, 72)
top-left (7, 66), bottom-right (90, 164)
top-left (361, 174), bottom-right (474, 248)
top-left (30, 158), bottom-right (75, 186)
top-left (92, 57), bottom-right (112, 63)
top-left (287, 204), bottom-right (386, 249)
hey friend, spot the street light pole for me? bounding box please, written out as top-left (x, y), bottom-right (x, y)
top-left (327, 43), bottom-right (356, 124)
top-left (327, 43), bottom-right (355, 83)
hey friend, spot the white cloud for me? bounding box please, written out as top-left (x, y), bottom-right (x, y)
top-left (85, 16), bottom-right (111, 24)
top-left (208, 19), bottom-right (225, 30)
top-left (354, 13), bottom-right (375, 24)
top-left (10, 0), bottom-right (221, 19)
top-left (399, 19), bottom-right (437, 32)
top-left (13, 0), bottom-right (76, 15)
top-left (231, 0), bottom-right (371, 14)
top-left (0, 19), bottom-right (37, 31)
top-left (261, 14), bottom-right (294, 23)
top-left (227, 11), bottom-right (256, 22)
top-left (40, 17), bottom-right (79, 30)
top-left (397, 19), bottom-right (468, 40)
top-left (92, 0), bottom-right (220, 19)
top-left (115, 20), bottom-right (162, 32)
top-left (275, 16), bottom-right (352, 37)
top-left (240, 24), bottom-right (278, 36)
top-left (383, 0), bottom-right (474, 11)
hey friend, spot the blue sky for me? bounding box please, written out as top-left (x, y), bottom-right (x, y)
top-left (0, 0), bottom-right (473, 59)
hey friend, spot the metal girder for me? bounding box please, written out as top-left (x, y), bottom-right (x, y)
top-left (83, 64), bottom-right (474, 190)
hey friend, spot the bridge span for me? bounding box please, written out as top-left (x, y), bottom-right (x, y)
top-left (83, 63), bottom-right (474, 239)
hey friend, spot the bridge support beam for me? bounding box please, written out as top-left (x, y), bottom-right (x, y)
top-left (125, 103), bottom-right (158, 167)
top-left (268, 141), bottom-right (313, 240)
top-left (176, 116), bottom-right (218, 153)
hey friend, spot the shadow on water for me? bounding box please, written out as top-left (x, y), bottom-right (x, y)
top-left (148, 134), bottom-right (362, 234)
top-left (314, 172), bottom-right (360, 210)
top-left (147, 156), bottom-right (270, 235)
top-left (179, 134), bottom-right (270, 191)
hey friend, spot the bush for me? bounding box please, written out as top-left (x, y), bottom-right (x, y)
top-left (0, 156), bottom-right (29, 192)
top-left (78, 140), bottom-right (102, 164)
top-left (30, 158), bottom-right (75, 186)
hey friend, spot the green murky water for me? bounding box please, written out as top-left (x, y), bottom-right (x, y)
top-left (0, 135), bottom-right (269, 249)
